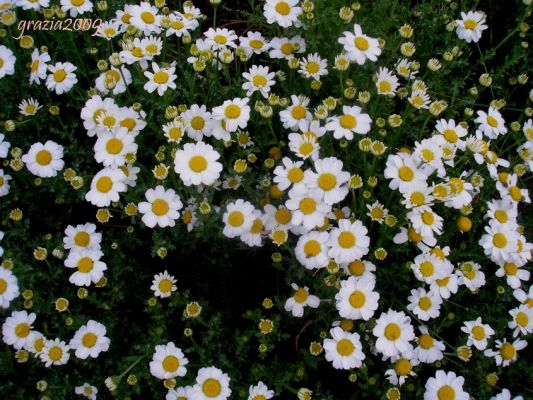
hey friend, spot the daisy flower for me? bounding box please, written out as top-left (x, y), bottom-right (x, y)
top-left (150, 342), bottom-right (188, 380)
top-left (338, 24), bottom-right (381, 65)
top-left (204, 27), bottom-right (238, 51)
top-left (60, 0), bottom-right (92, 17)
top-left (38, 338), bottom-right (71, 368)
top-left (167, 386), bottom-right (195, 400)
top-left (414, 326), bottom-right (445, 364)
top-left (429, 268), bottom-right (459, 300)
top-left (240, 211), bottom-right (267, 247)
top-left (273, 157), bottom-right (305, 191)
top-left (373, 309), bottom-right (415, 359)
top-left (342, 259), bottom-right (376, 280)
top-left (323, 326), bottom-right (365, 370)
top-left (336, 276), bottom-right (379, 320)
top-left (239, 31), bottom-right (270, 56)
top-left (279, 95), bottom-right (311, 130)
top-left (288, 132), bottom-right (320, 160)
top-left (435, 118), bottom-right (468, 150)
top-left (94, 128), bottom-right (137, 168)
top-left (375, 67), bottom-right (399, 96)
top-left (181, 104), bottom-right (212, 141)
top-left (285, 183), bottom-right (331, 230)
top-left (325, 105), bottom-right (372, 140)
top-left (129, 1), bottom-right (162, 35)
top-left (457, 261), bottom-right (486, 291)
top-left (2, 310), bottom-right (36, 349)
top-left (85, 167), bottom-right (127, 207)
top-left (17, 0), bottom-right (50, 10)
top-left (46, 62), bottom-right (78, 95)
top-left (212, 97), bottom-right (250, 133)
top-left (460, 317), bottom-right (495, 351)
top-left (263, 0), bottom-right (302, 28)
top-left (193, 366), bottom-right (232, 400)
top-left (144, 62), bottom-right (177, 96)
top-left (174, 142), bottom-right (222, 186)
top-left (268, 35), bottom-right (306, 60)
top-left (75, 383), bottom-right (98, 400)
top-left (63, 223), bottom-right (102, 251)
top-left (490, 389), bottom-right (524, 400)
top-left (385, 352), bottom-right (419, 386)
top-left (222, 199), bottom-right (255, 239)
top-left (69, 320), bottom-right (110, 359)
top-left (508, 304), bottom-right (533, 337)
top-left (242, 65), bottom-right (276, 98)
top-left (0, 266), bottom-right (19, 309)
top-left (455, 11), bottom-right (488, 43)
top-left (163, 118), bottom-right (187, 143)
top-left (64, 249), bottom-right (107, 287)
top-left (299, 53), bottom-right (328, 80)
top-left (407, 206), bottom-right (443, 238)
top-left (384, 153), bottom-right (428, 193)
top-left (80, 95), bottom-right (121, 137)
top-left (247, 381), bottom-right (274, 400)
top-left (409, 89), bottom-right (430, 109)
top-left (327, 219), bottom-right (370, 264)
top-left (495, 261), bottom-right (530, 289)
top-left (0, 133), bottom-right (10, 158)
top-left (0, 169), bottom-right (11, 197)
top-left (396, 58), bottom-right (417, 79)
top-left (21, 140), bottom-right (64, 178)
top-left (406, 288), bottom-right (442, 321)
top-left (306, 157), bottom-right (350, 205)
top-left (95, 19), bottom-right (123, 40)
top-left (423, 370), bottom-right (469, 400)
top-left (479, 221), bottom-right (519, 264)
top-left (138, 186), bottom-right (183, 228)
top-left (151, 271), bottom-right (177, 298)
top-left (295, 230), bottom-right (330, 270)
top-left (95, 66), bottom-right (132, 95)
top-left (484, 338), bottom-right (527, 367)
top-left (0, 45), bottom-right (15, 79)
top-left (24, 331), bottom-right (46, 355)
top-left (284, 283), bottom-right (320, 317)
top-left (475, 106), bottom-right (507, 139)
top-left (496, 173), bottom-right (531, 204)
top-left (18, 98), bottom-right (42, 116)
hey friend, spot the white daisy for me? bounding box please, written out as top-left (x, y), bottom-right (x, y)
top-left (284, 283), bottom-right (320, 317)
top-left (298, 53), bottom-right (328, 80)
top-left (323, 326), bottom-right (365, 370)
top-left (483, 338), bottom-right (527, 367)
top-left (0, 45), bottom-right (15, 79)
top-left (150, 342), bottom-right (188, 380)
top-left (144, 62), bottom-right (177, 96)
top-left (460, 317), bottom-right (495, 351)
top-left (508, 304), bottom-right (533, 337)
top-left (423, 370), bottom-right (469, 400)
top-left (285, 183), bottom-right (331, 230)
top-left (64, 249), bottom-right (107, 287)
top-left (273, 157), bottom-right (305, 191)
top-left (247, 381), bottom-right (274, 400)
top-left (0, 266), bottom-right (19, 309)
top-left (338, 24), bottom-right (381, 65)
top-left (414, 326), bottom-right (445, 364)
top-left (40, 338), bottom-right (70, 367)
top-left (151, 270), bottom-right (177, 298)
top-left (0, 133), bottom-right (10, 158)
top-left (63, 223), bottom-right (102, 251)
top-left (325, 105), bottom-right (372, 140)
top-left (335, 276), bottom-right (379, 320)
top-left (95, 66), bottom-right (132, 96)
top-left (268, 35), bottom-right (306, 60)
top-left (18, 98), bottom-right (42, 116)
top-left (212, 97), bottom-right (250, 133)
top-left (193, 366), bottom-right (231, 400)
top-left (181, 104), bottom-right (212, 141)
top-left (75, 383), bottom-right (98, 400)
top-left (373, 309), bottom-right (415, 359)
top-left (455, 11), bottom-right (488, 43)
top-left (306, 157), bottom-right (350, 205)
top-left (475, 106), bottom-right (507, 139)
top-left (60, 0), bottom-right (93, 17)
top-left (69, 320), bottom-right (110, 359)
top-left (174, 142), bottom-right (222, 186)
top-left (327, 219), bottom-right (370, 264)
top-left (138, 186), bottom-right (183, 228)
top-left (129, 1), bottom-right (162, 35)
top-left (242, 65), bottom-right (276, 98)
top-left (263, 0), bottom-right (302, 28)
top-left (375, 67), bottom-right (399, 96)
top-left (85, 167), bottom-right (127, 207)
top-left (46, 62), bottom-right (78, 95)
top-left (294, 230), bottom-right (330, 270)
top-left (0, 169), bottom-right (11, 197)
top-left (21, 140), bottom-right (64, 178)
top-left (222, 199), bottom-right (255, 239)
top-left (2, 310), bottom-right (36, 349)
top-left (406, 288), bottom-right (442, 321)
top-left (94, 128), bottom-right (137, 168)
top-left (279, 95), bottom-right (311, 131)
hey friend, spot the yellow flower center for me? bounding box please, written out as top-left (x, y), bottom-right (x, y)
top-left (443, 129), bottom-right (458, 143)
top-left (421, 149), bottom-right (434, 161)
top-left (190, 116), bottom-right (205, 130)
top-left (500, 343), bottom-right (516, 360)
top-left (152, 199), bottom-right (169, 216)
top-left (224, 104), bottom-right (241, 119)
top-left (162, 355), bottom-right (180, 372)
top-left (132, 47), bottom-right (144, 58)
top-left (96, 176), bottom-right (113, 193)
top-left (275, 208), bottom-right (292, 225)
top-left (48, 346), bottom-right (63, 361)
top-left (202, 378), bottom-right (222, 398)
top-left (492, 233), bottom-right (507, 249)
top-left (318, 173), bottom-right (337, 191)
top-left (77, 257), bottom-right (94, 273)
top-left (384, 323), bottom-right (401, 341)
top-left (291, 105), bottom-right (307, 120)
top-left (354, 36), bottom-right (369, 51)
top-left (280, 42), bottom-right (293, 55)
top-left (379, 81), bottom-right (391, 93)
top-left (471, 325), bottom-right (485, 341)
top-left (287, 167), bottom-right (304, 183)
top-left (249, 39), bottom-right (263, 49)
top-left (145, 44), bottom-right (158, 54)
top-left (74, 231), bottom-right (90, 247)
top-left (250, 218), bottom-right (264, 234)
top-left (516, 311), bottom-right (528, 327)
top-left (418, 296), bottom-right (432, 311)
top-left (504, 262), bottom-right (518, 276)
top-left (299, 142), bottom-right (314, 156)
top-left (213, 34), bottom-right (227, 45)
top-left (398, 166), bottom-right (414, 181)
top-left (370, 207), bottom-right (384, 220)
top-left (141, 11), bottom-right (155, 24)
top-left (486, 115), bottom-right (498, 128)
top-left (106, 138), bottom-right (123, 155)
top-left (339, 114), bottom-right (357, 129)
top-left (153, 71), bottom-right (169, 84)
top-left (15, 323), bottom-right (30, 338)
top-left (168, 127), bottom-right (183, 140)
top-left (408, 228), bottom-right (422, 243)
top-left (410, 192), bottom-right (425, 206)
top-left (348, 260), bottom-right (365, 276)
top-left (294, 287), bottom-right (308, 303)
top-left (494, 210), bottom-right (508, 223)
top-left (437, 385), bottom-right (456, 400)
top-left (299, 198), bottom-right (316, 215)
top-left (0, 176), bottom-right (4, 187)
top-left (419, 334), bottom-right (433, 349)
top-left (252, 75), bottom-right (267, 87)
top-left (303, 240), bottom-right (321, 257)
top-left (31, 59), bottom-right (40, 73)
top-left (53, 69), bottom-right (67, 83)
top-left (71, 0), bottom-right (85, 6)
top-left (0, 278), bottom-right (6, 294)
top-left (421, 210), bottom-right (434, 225)
top-left (158, 278), bottom-right (173, 294)
top-left (464, 19), bottom-right (477, 30)
top-left (35, 150), bottom-right (52, 166)
top-left (509, 186), bottom-right (522, 201)
top-left (336, 338), bottom-right (354, 356)
top-left (419, 261), bottom-right (434, 277)
top-left (394, 358), bottom-right (412, 375)
top-left (82, 332), bottom-right (97, 348)
top-left (338, 231), bottom-right (356, 248)
top-left (349, 290), bottom-right (365, 308)
top-left (275, 1), bottom-right (290, 15)
top-left (189, 155), bottom-right (208, 173)
top-left (227, 211), bottom-right (244, 227)
top-left (306, 61), bottom-right (320, 74)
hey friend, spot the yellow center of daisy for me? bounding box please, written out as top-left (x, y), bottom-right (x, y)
top-left (336, 338), bottom-right (354, 356)
top-left (74, 231), bottom-right (90, 247)
top-left (104, 27), bottom-right (117, 36)
top-left (299, 198), bottom-right (316, 215)
top-left (398, 166), bottom-right (414, 181)
top-left (370, 207), bottom-right (384, 220)
top-left (106, 70), bottom-right (121, 83)
top-left (500, 343), bottom-right (516, 360)
top-left (35, 150), bottom-right (52, 166)
top-left (31, 59), bottom-right (40, 73)
top-left (354, 36), bottom-right (369, 51)
top-left (77, 257), bottom-right (94, 273)
top-left (84, 387), bottom-right (93, 395)
top-left (384, 323), bottom-right (401, 341)
top-left (82, 332), bottom-right (97, 348)
top-left (294, 287), bottom-right (308, 303)
top-left (34, 337), bottom-right (45, 352)
top-left (275, 1), bottom-right (290, 15)
top-left (516, 312), bottom-right (528, 327)
top-left (106, 138), bottom-right (123, 155)
top-left (153, 71), bottom-right (169, 84)
top-left (132, 47), bottom-right (144, 57)
top-left (96, 176), bottom-right (113, 193)
top-left (291, 105), bottom-right (307, 120)
top-left (252, 396), bottom-right (266, 400)
top-left (249, 39), bottom-right (263, 49)
top-left (158, 278), bottom-right (173, 293)
top-left (49, 346), bottom-right (63, 361)
top-left (145, 44), bottom-right (158, 54)
top-left (464, 19), bottom-right (477, 30)
top-left (71, 0), bottom-right (85, 6)
top-left (304, 240), bottom-right (321, 257)
top-left (0, 278), bottom-right (6, 294)
top-left (349, 290), bottom-right (365, 308)
top-left (410, 192), bottom-right (425, 206)
top-left (421, 210), bottom-right (434, 225)
top-left (141, 11), bottom-right (155, 24)
top-left (436, 276), bottom-right (450, 287)
top-left (421, 149), bottom-right (434, 161)
top-left (202, 378), bottom-right (222, 398)
top-left (418, 296), bottom-right (432, 311)
top-left (471, 325), bottom-right (485, 340)
top-left (53, 69), bottom-right (67, 83)
top-left (168, 127), bottom-right (183, 140)
top-left (162, 355), bottom-right (179, 372)
top-left (437, 385), bottom-right (455, 400)
top-left (189, 155), bottom-right (208, 173)
top-left (152, 199), bottom-right (169, 216)
top-left (15, 323), bottom-right (30, 338)
top-left (24, 104), bottom-right (37, 115)
top-left (248, 218), bottom-right (263, 234)
top-left (338, 231), bottom-right (356, 248)
top-left (306, 62), bottom-right (320, 74)
top-left (224, 104), bottom-right (241, 119)
top-left (486, 115), bottom-right (498, 128)
top-left (492, 233), bottom-right (507, 248)
top-left (509, 186), bottom-right (522, 201)
top-left (0, 176), bottom-right (4, 187)
top-left (494, 210), bottom-right (508, 223)
top-left (339, 114), bottom-right (357, 129)
top-left (275, 208), bottom-right (292, 225)
top-left (443, 129), bottom-right (458, 143)
top-left (419, 261), bottom-right (434, 277)
top-left (299, 142), bottom-right (314, 156)
top-left (379, 81), bottom-right (391, 93)
top-left (504, 262), bottom-right (518, 276)
top-left (419, 334), bottom-right (433, 349)
top-left (394, 358), bottom-right (412, 375)
top-left (348, 260), bottom-right (365, 276)
top-left (252, 75), bottom-right (267, 87)
top-left (102, 116), bottom-right (116, 128)
top-left (280, 42), bottom-right (293, 55)
top-left (287, 167), bottom-right (304, 183)
top-left (227, 211), bottom-right (244, 227)
top-left (190, 116), bottom-right (205, 130)
top-left (213, 34), bottom-right (227, 45)
top-left (318, 173), bottom-right (337, 191)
